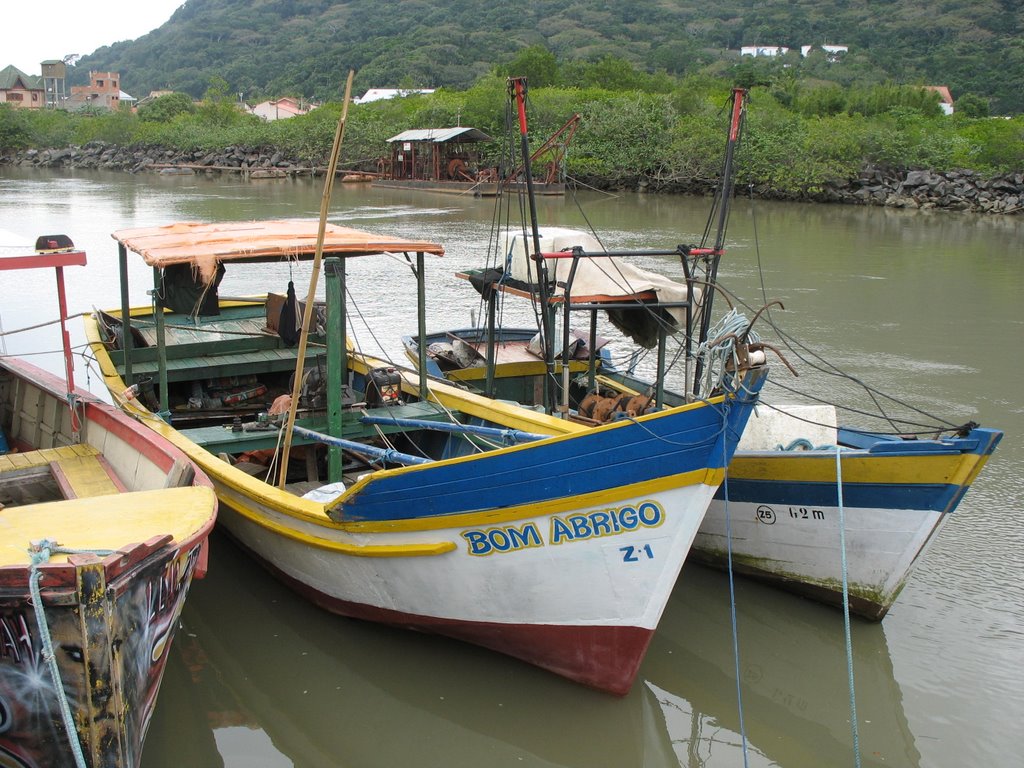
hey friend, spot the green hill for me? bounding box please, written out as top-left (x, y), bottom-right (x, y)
top-left (66, 0), bottom-right (1024, 114)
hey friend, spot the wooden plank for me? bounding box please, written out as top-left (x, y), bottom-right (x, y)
top-left (0, 444), bottom-right (101, 474)
top-left (50, 454), bottom-right (125, 499)
top-left (163, 457), bottom-right (196, 488)
top-left (136, 311), bottom-right (267, 344)
top-left (117, 330), bottom-right (288, 365)
top-left (108, 308), bottom-right (289, 366)
top-left (125, 347), bottom-right (322, 382)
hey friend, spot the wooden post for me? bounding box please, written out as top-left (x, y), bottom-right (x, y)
top-left (325, 257), bottom-right (345, 483)
top-left (416, 251), bottom-right (428, 402)
top-left (152, 266), bottom-right (168, 413)
top-left (119, 243), bottom-right (133, 385)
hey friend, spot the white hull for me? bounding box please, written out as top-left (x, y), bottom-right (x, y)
top-left (695, 500), bottom-right (946, 617)
top-left (216, 480), bottom-right (714, 629)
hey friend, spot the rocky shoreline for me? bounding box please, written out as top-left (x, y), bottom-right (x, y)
top-left (2, 142), bottom-right (318, 178)
top-left (3, 142), bottom-right (1022, 215)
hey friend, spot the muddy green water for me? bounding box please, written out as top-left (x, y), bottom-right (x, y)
top-left (1, 168), bottom-right (1020, 767)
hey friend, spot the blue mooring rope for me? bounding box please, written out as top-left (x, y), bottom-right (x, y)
top-left (28, 539), bottom-right (116, 768)
top-left (723, 428), bottom-right (751, 767)
top-left (835, 448), bottom-right (863, 767)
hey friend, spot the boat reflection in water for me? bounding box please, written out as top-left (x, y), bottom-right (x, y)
top-left (642, 564), bottom-right (921, 767)
top-left (144, 531), bottom-right (652, 768)
top-left (143, 533), bottom-right (920, 768)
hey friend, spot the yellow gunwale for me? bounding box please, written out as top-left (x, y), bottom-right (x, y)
top-left (728, 452), bottom-right (987, 486)
top-left (85, 312), bottom-right (728, 541)
top-left (217, 490), bottom-right (457, 557)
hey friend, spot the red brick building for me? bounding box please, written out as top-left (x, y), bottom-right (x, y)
top-left (68, 71), bottom-right (124, 110)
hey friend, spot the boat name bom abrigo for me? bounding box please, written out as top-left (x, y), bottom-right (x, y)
top-left (461, 500), bottom-right (665, 556)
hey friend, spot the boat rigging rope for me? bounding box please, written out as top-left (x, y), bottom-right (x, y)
top-left (836, 447), bottom-right (863, 768)
top-left (28, 539), bottom-right (117, 768)
top-left (761, 378), bottom-right (967, 437)
top-left (0, 313), bottom-right (88, 338)
top-left (0, 342), bottom-right (92, 359)
top-left (741, 188), bottom-right (959, 434)
top-left (778, 437), bottom-right (842, 452)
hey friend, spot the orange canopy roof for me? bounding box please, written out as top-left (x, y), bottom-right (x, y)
top-left (112, 219), bottom-right (444, 282)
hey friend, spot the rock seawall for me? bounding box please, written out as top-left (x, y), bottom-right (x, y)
top-left (806, 166), bottom-right (1024, 215)
top-left (2, 142), bottom-right (314, 177)
top-left (591, 164), bottom-right (1024, 215)
top-left (4, 143), bottom-right (1022, 214)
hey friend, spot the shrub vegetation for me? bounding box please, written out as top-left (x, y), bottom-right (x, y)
top-left (3, 57), bottom-right (1022, 194)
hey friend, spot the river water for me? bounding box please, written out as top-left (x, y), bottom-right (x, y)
top-left (1, 168), bottom-right (1021, 768)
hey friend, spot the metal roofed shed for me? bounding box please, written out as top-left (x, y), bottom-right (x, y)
top-left (385, 127), bottom-right (493, 144)
top-left (376, 127), bottom-right (504, 195)
top-left (374, 118), bottom-right (574, 197)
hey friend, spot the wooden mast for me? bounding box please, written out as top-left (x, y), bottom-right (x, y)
top-left (691, 87), bottom-right (747, 395)
top-left (510, 76), bottom-right (557, 414)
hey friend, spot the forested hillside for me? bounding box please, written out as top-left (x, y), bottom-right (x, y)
top-left (68, 0), bottom-right (1024, 114)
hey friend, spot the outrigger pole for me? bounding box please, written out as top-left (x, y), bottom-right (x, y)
top-left (691, 87), bottom-right (747, 395)
top-left (278, 70), bottom-right (355, 488)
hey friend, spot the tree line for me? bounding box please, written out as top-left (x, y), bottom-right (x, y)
top-left (3, 68), bottom-right (1022, 197)
top-left (67, 0), bottom-right (1024, 114)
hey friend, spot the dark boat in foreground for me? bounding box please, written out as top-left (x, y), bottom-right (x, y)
top-left (0, 239), bottom-right (217, 767)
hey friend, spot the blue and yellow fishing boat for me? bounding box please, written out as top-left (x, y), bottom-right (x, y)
top-left (399, 81), bottom-right (1001, 621)
top-left (402, 244), bottom-right (1001, 621)
top-left (84, 218), bottom-right (767, 694)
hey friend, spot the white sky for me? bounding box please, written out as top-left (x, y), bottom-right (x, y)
top-left (4, 1), bottom-right (186, 77)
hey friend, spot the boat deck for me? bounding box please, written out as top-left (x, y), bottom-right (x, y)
top-left (0, 444), bottom-right (126, 504)
top-left (0, 486), bottom-right (213, 567)
top-left (136, 315), bottom-right (272, 348)
top-left (178, 401), bottom-right (450, 454)
top-left (108, 308), bottom-right (324, 383)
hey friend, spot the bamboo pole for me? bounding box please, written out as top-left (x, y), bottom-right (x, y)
top-left (277, 70), bottom-right (355, 489)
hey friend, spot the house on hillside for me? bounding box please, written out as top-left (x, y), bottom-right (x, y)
top-left (354, 88), bottom-right (435, 104)
top-left (740, 46), bottom-right (790, 58)
top-left (800, 44), bottom-right (849, 61)
top-left (66, 71), bottom-right (134, 111)
top-left (0, 65), bottom-right (45, 109)
top-left (926, 86), bottom-right (955, 115)
top-left (742, 44), bottom-right (849, 61)
top-left (250, 96), bottom-right (314, 120)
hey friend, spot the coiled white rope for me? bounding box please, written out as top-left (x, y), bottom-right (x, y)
top-left (694, 308), bottom-right (759, 395)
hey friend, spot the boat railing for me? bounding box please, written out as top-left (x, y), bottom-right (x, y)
top-left (541, 244), bottom-right (698, 412)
